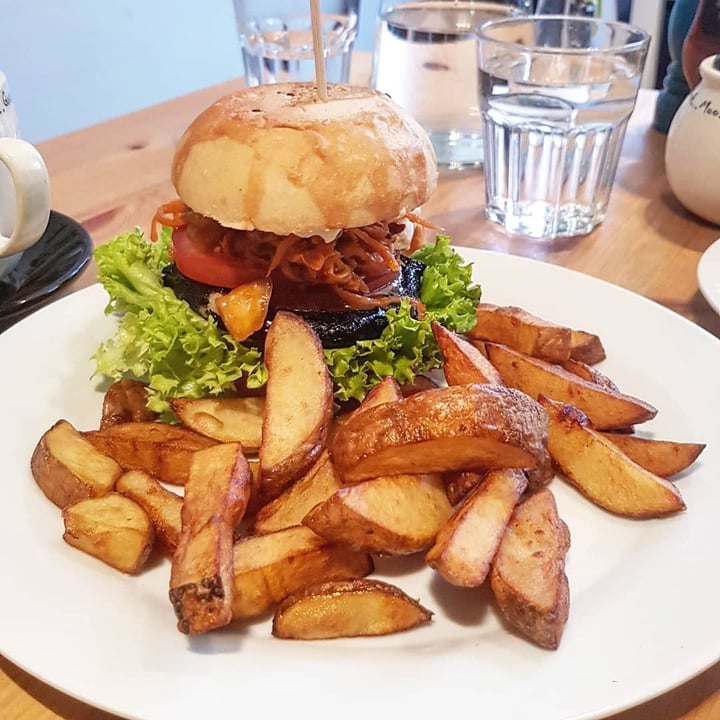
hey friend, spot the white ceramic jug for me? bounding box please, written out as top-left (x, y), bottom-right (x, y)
top-left (665, 54), bottom-right (720, 226)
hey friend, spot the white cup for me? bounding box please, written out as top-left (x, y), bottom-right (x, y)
top-left (0, 71), bottom-right (51, 281)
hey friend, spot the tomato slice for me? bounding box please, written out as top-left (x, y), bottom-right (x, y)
top-left (171, 227), bottom-right (266, 288)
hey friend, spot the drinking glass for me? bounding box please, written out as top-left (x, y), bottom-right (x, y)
top-left (371, 0), bottom-right (533, 170)
top-left (477, 15), bottom-right (649, 239)
top-left (233, 0), bottom-right (359, 86)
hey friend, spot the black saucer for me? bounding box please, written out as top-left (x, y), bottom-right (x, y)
top-left (0, 210), bottom-right (92, 332)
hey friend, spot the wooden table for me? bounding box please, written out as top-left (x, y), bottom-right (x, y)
top-left (2, 57), bottom-right (719, 720)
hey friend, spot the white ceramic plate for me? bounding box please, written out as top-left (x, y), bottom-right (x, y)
top-left (1, 249), bottom-right (719, 720)
top-left (697, 238), bottom-right (720, 316)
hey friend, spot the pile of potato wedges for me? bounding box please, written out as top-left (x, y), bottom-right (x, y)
top-left (30, 304), bottom-right (705, 650)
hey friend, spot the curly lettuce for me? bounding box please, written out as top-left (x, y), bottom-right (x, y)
top-left (327, 235), bottom-right (481, 402)
top-left (93, 230), bottom-right (481, 409)
top-left (93, 228), bottom-right (266, 412)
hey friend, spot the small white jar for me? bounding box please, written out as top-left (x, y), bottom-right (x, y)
top-left (665, 55), bottom-right (720, 227)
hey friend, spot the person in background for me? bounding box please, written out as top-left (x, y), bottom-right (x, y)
top-left (532, 0), bottom-right (630, 19)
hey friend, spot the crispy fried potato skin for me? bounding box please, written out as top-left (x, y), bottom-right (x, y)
top-left (330, 384), bottom-right (548, 483)
top-left (427, 469), bottom-right (527, 587)
top-left (443, 470), bottom-right (487, 506)
top-left (83, 422), bottom-right (216, 485)
top-left (468, 304), bottom-right (572, 363)
top-left (31, 420), bottom-right (123, 509)
top-left (272, 579), bottom-right (432, 639)
top-left (561, 358), bottom-right (619, 393)
top-left (491, 488), bottom-right (570, 650)
top-left (304, 473), bottom-right (452, 555)
top-left (259, 311), bottom-right (334, 504)
top-left (170, 396), bottom-right (264, 449)
top-left (432, 321), bottom-right (503, 385)
top-left (169, 443), bottom-right (252, 634)
top-left (252, 451), bottom-right (342, 535)
top-left (486, 343), bottom-right (657, 431)
top-left (101, 379), bottom-right (157, 428)
top-left (541, 397), bottom-right (685, 518)
top-left (569, 330), bottom-right (606, 365)
top-left (116, 470), bottom-right (182, 552)
top-left (399, 374), bottom-right (441, 396)
top-left (360, 375), bottom-right (404, 407)
top-left (62, 493), bottom-right (155, 574)
top-left (231, 526), bottom-right (373, 619)
top-left (525, 450), bottom-right (556, 493)
top-left (598, 433), bottom-right (705, 478)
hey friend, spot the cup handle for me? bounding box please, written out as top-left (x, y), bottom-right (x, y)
top-left (0, 137), bottom-right (51, 258)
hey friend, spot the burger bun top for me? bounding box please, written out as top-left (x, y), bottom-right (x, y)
top-left (172, 83), bottom-right (438, 236)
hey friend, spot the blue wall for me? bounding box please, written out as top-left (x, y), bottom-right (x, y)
top-left (0, 0), bottom-right (377, 143)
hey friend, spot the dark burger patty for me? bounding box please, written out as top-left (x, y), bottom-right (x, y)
top-left (162, 255), bottom-right (425, 349)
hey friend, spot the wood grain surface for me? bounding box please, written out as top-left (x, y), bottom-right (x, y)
top-left (1, 54), bottom-right (718, 720)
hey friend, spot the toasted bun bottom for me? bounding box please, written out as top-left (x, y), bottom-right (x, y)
top-left (172, 83), bottom-right (438, 236)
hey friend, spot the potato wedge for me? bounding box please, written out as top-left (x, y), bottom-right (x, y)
top-left (304, 473), bottom-right (452, 555)
top-left (62, 493), bottom-right (154, 574)
top-left (115, 470), bottom-right (182, 552)
top-left (83, 422), bottom-right (216, 485)
top-left (466, 338), bottom-right (489, 358)
top-left (328, 376), bottom-right (403, 439)
top-left (426, 469), bottom-right (527, 587)
top-left (170, 443), bottom-right (252, 634)
top-left (525, 449), bottom-right (556, 493)
top-left (169, 396), bottom-right (264, 449)
top-left (569, 329), bottom-right (606, 365)
top-left (490, 488), bottom-right (570, 650)
top-left (244, 457), bottom-right (267, 516)
top-left (399, 374), bottom-right (441, 396)
top-left (259, 311), bottom-right (334, 504)
top-left (232, 526), bottom-right (373, 619)
top-left (251, 451), bottom-right (342, 535)
top-left (330, 384), bottom-right (548, 483)
top-left (272, 579), bottom-right (432, 639)
top-left (361, 375), bottom-right (403, 407)
top-left (598, 433), bottom-right (705, 478)
top-left (468, 304), bottom-right (572, 363)
top-left (443, 470), bottom-right (488, 506)
top-left (486, 343), bottom-right (657, 430)
top-left (560, 361), bottom-right (632, 434)
top-left (561, 358), bottom-right (620, 393)
top-left (432, 321), bottom-right (503, 385)
top-left (31, 420), bottom-right (123, 508)
top-left (100, 379), bottom-right (156, 428)
top-left (326, 379), bottom-right (403, 444)
top-left (540, 396), bottom-right (685, 517)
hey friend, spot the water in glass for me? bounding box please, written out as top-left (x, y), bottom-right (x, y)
top-left (478, 18), bottom-right (648, 238)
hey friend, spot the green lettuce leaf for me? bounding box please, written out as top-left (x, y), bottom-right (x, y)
top-left (93, 228), bottom-right (266, 413)
top-left (93, 230), bottom-right (481, 409)
top-left (327, 235), bottom-right (481, 402)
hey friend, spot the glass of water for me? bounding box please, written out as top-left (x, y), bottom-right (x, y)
top-left (371, 0), bottom-right (533, 170)
top-left (477, 15), bottom-right (649, 239)
top-left (233, 0), bottom-right (359, 86)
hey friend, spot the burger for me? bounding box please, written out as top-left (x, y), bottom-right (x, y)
top-left (93, 83), bottom-right (481, 412)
